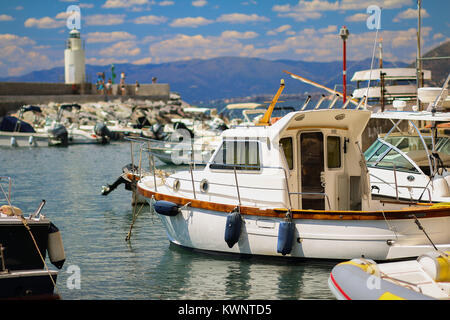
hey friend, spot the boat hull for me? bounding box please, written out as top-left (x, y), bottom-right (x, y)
top-left (0, 270), bottom-right (58, 299)
top-left (152, 203), bottom-right (450, 261)
top-left (0, 220), bottom-right (51, 270)
top-left (0, 132), bottom-right (49, 147)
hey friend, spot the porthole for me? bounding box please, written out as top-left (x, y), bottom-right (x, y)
top-left (200, 179), bottom-right (209, 193)
top-left (173, 179), bottom-right (180, 192)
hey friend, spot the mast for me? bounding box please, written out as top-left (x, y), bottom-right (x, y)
top-left (416, 0), bottom-right (422, 110)
top-left (379, 37), bottom-right (385, 111)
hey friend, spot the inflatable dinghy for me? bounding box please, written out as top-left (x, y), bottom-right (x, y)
top-left (328, 251), bottom-right (450, 300)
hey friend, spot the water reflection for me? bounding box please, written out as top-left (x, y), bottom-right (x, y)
top-left (152, 245), bottom-right (335, 300)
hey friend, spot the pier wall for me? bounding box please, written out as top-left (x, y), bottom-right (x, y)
top-left (0, 82), bottom-right (170, 117)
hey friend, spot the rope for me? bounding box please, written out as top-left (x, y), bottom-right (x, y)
top-left (381, 209), bottom-right (398, 240)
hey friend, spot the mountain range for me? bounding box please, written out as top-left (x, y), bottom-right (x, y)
top-left (2, 40), bottom-right (448, 104)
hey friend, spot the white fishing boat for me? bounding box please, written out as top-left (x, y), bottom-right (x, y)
top-left (328, 250), bottom-right (450, 300)
top-left (365, 75), bottom-right (450, 203)
top-left (134, 80), bottom-right (450, 261)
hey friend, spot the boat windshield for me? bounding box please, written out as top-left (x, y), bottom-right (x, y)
top-left (364, 139), bottom-right (419, 173)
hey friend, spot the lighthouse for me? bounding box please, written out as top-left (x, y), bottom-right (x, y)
top-left (64, 28), bottom-right (86, 84)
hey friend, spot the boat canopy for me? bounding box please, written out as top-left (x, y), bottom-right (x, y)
top-left (351, 68), bottom-right (431, 82)
top-left (19, 106), bottom-right (42, 114)
top-left (371, 111), bottom-right (450, 122)
top-left (0, 116), bottom-right (35, 133)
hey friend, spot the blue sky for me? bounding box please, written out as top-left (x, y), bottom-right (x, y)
top-left (0, 0), bottom-right (449, 77)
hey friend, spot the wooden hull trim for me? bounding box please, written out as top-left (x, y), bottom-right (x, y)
top-left (138, 185), bottom-right (450, 221)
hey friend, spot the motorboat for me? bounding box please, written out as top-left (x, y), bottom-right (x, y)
top-left (0, 106), bottom-right (55, 147)
top-left (328, 250), bottom-right (450, 300)
top-left (351, 68), bottom-right (432, 108)
top-left (39, 104), bottom-right (111, 146)
top-left (0, 176), bottom-right (65, 299)
top-left (133, 80), bottom-right (450, 261)
top-left (145, 108), bottom-right (228, 166)
top-left (365, 75), bottom-right (450, 203)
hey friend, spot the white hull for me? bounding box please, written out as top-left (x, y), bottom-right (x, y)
top-left (0, 132), bottom-right (49, 147)
top-left (152, 204), bottom-right (450, 261)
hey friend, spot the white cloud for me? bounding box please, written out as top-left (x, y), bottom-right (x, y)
top-left (0, 14), bottom-right (14, 21)
top-left (99, 41), bottom-right (141, 57)
top-left (134, 15), bottom-right (168, 24)
top-left (393, 8), bottom-right (429, 22)
top-left (159, 1), bottom-right (174, 5)
top-left (24, 17), bottom-right (65, 29)
top-left (345, 13), bottom-right (368, 22)
top-left (85, 14), bottom-right (126, 26)
top-left (0, 34), bottom-right (35, 46)
top-left (267, 25), bottom-right (293, 36)
top-left (318, 25), bottom-right (337, 33)
top-left (217, 13), bottom-right (269, 24)
top-left (133, 57), bottom-right (153, 64)
top-left (86, 31), bottom-right (136, 43)
top-left (0, 35), bottom-right (54, 76)
top-left (273, 0), bottom-right (414, 21)
top-left (170, 17), bottom-right (214, 28)
top-left (221, 30), bottom-right (258, 39)
top-left (192, 0), bottom-right (207, 7)
top-left (102, 0), bottom-right (149, 8)
top-left (148, 34), bottom-right (255, 62)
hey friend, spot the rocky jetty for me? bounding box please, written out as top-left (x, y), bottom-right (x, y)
top-left (14, 92), bottom-right (216, 139)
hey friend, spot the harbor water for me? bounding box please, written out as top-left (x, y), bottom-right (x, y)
top-left (1, 142), bottom-right (335, 300)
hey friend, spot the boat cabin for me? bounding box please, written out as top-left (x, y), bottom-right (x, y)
top-left (162, 109), bottom-right (373, 211)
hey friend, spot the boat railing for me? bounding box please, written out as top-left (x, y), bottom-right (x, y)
top-left (0, 176), bottom-right (12, 205)
top-left (126, 136), bottom-right (337, 210)
top-left (369, 164), bottom-right (433, 203)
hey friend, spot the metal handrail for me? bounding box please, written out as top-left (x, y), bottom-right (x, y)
top-left (369, 173), bottom-right (433, 203)
top-left (0, 177), bottom-right (12, 204)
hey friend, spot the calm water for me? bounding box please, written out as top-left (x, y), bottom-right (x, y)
top-left (1, 142), bottom-right (336, 300)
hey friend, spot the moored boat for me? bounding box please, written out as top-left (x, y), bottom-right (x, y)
top-left (0, 106), bottom-right (53, 147)
top-left (0, 176), bottom-right (65, 299)
top-left (134, 80), bottom-right (450, 261)
top-left (328, 250), bottom-right (450, 300)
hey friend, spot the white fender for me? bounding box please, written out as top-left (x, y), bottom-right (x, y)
top-left (433, 174), bottom-right (450, 197)
top-left (48, 222), bottom-right (66, 269)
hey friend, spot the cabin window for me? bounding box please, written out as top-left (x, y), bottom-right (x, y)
top-left (210, 140), bottom-right (260, 170)
top-left (280, 137), bottom-right (293, 170)
top-left (327, 136), bottom-right (341, 169)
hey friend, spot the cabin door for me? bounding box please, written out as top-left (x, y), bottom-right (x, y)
top-left (299, 132), bottom-right (325, 210)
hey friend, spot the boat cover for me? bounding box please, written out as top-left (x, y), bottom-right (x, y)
top-left (0, 116), bottom-right (35, 133)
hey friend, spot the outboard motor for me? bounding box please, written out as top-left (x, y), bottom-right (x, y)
top-left (94, 122), bottom-right (111, 144)
top-left (151, 123), bottom-right (168, 140)
top-left (102, 163), bottom-right (138, 196)
top-left (48, 124), bottom-right (68, 147)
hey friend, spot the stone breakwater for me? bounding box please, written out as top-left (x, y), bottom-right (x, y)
top-left (11, 93), bottom-right (214, 137)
